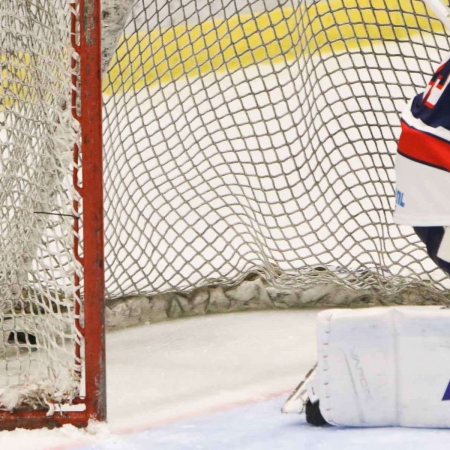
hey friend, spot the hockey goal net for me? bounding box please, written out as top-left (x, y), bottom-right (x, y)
top-left (102, 0), bottom-right (450, 318)
top-left (0, 0), bottom-right (104, 428)
top-left (1, 0), bottom-right (449, 429)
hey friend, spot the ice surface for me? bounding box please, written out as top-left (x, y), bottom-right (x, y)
top-left (1, 310), bottom-right (450, 450)
top-left (0, 310), bottom-right (317, 449)
top-left (106, 309), bottom-right (318, 432)
top-left (78, 396), bottom-right (450, 450)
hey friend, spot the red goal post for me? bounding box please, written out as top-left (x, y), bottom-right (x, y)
top-left (0, 0), bottom-right (105, 429)
top-left (72, 0), bottom-right (106, 429)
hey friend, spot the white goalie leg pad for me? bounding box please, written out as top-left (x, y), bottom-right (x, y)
top-left (315, 306), bottom-right (450, 428)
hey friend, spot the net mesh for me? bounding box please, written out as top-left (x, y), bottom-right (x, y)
top-left (103, 0), bottom-right (450, 302)
top-left (0, 0), bottom-right (82, 410)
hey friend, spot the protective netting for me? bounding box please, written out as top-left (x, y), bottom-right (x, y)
top-left (103, 0), bottom-right (450, 302)
top-left (0, 0), bottom-right (82, 409)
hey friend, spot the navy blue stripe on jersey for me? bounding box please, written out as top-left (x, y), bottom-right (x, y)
top-left (410, 55), bottom-right (450, 128)
top-left (414, 226), bottom-right (450, 276)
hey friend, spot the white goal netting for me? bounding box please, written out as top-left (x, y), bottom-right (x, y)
top-left (0, 0), bottom-right (82, 411)
top-left (102, 0), bottom-right (450, 310)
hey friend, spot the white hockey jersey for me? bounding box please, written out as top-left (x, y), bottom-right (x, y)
top-left (394, 52), bottom-right (450, 226)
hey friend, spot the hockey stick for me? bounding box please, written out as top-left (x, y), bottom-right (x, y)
top-left (423, 0), bottom-right (450, 32)
top-left (282, 364), bottom-right (317, 414)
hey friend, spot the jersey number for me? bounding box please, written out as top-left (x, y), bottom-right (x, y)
top-left (423, 63), bottom-right (450, 109)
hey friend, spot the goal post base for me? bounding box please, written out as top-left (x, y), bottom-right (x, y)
top-left (0, 410), bottom-right (92, 431)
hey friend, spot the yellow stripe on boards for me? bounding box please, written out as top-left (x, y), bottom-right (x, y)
top-left (0, 0), bottom-right (445, 105)
top-left (104, 0), bottom-right (446, 94)
top-left (0, 54), bottom-right (45, 110)
top-left (104, 7), bottom-right (302, 94)
top-left (306, 0), bottom-right (442, 55)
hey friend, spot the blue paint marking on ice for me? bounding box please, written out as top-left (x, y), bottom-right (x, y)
top-left (78, 396), bottom-right (450, 450)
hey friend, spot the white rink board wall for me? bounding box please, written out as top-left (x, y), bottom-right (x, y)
top-left (102, 0), bottom-right (450, 311)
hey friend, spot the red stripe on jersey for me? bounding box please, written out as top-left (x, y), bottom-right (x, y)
top-left (398, 121), bottom-right (450, 173)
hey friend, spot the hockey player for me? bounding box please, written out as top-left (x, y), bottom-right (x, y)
top-left (395, 52), bottom-right (450, 275)
top-left (283, 52), bottom-right (450, 427)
